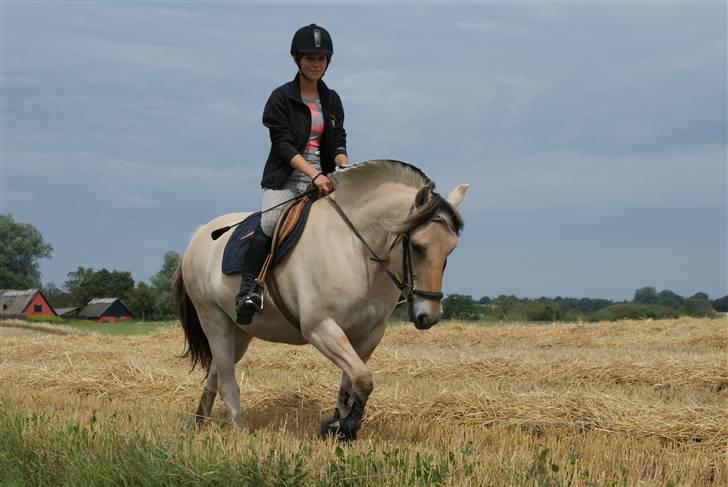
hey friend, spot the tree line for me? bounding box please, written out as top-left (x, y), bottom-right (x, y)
top-left (439, 287), bottom-right (725, 322)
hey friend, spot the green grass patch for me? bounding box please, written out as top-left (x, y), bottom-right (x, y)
top-left (1, 318), bottom-right (178, 336)
top-left (0, 403), bottom-right (306, 486)
top-left (0, 398), bottom-right (486, 486)
top-left (61, 320), bottom-right (178, 336)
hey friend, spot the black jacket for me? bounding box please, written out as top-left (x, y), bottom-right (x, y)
top-left (260, 74), bottom-right (347, 189)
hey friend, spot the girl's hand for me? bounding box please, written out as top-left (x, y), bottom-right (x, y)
top-left (312, 173), bottom-right (333, 195)
top-left (335, 153), bottom-right (349, 167)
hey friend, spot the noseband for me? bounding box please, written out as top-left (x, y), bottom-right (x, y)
top-left (326, 196), bottom-right (444, 323)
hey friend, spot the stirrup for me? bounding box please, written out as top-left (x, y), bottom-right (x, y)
top-left (235, 283), bottom-right (265, 325)
top-left (243, 290), bottom-right (264, 312)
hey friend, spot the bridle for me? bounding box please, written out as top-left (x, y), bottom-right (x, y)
top-left (326, 196), bottom-right (445, 323)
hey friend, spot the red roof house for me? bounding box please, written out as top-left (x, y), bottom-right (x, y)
top-left (0, 289), bottom-right (57, 318)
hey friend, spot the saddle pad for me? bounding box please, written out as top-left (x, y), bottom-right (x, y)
top-left (221, 212), bottom-right (261, 275)
top-left (221, 198), bottom-right (314, 275)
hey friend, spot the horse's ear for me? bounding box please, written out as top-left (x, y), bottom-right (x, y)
top-left (446, 184), bottom-right (469, 209)
top-left (414, 184), bottom-right (433, 208)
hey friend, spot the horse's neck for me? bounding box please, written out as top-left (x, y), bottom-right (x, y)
top-left (333, 182), bottom-right (415, 254)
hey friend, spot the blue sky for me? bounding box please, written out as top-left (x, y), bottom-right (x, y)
top-left (1, 1), bottom-right (726, 300)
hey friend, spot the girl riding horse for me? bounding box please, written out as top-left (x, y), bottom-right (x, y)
top-left (236, 23), bottom-right (348, 324)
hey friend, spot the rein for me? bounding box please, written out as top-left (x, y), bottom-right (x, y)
top-left (325, 196), bottom-right (444, 323)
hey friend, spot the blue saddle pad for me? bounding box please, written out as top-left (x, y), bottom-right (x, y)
top-left (221, 212), bottom-right (261, 275)
top-left (221, 199), bottom-right (314, 275)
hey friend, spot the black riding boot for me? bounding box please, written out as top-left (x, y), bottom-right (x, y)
top-left (235, 224), bottom-right (271, 324)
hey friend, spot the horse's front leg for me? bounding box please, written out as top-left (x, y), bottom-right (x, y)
top-left (319, 373), bottom-right (352, 439)
top-left (309, 319), bottom-right (386, 441)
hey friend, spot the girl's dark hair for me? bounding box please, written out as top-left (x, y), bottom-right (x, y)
top-left (294, 52), bottom-right (332, 64)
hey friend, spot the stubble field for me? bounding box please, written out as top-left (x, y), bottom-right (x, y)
top-left (1, 317), bottom-right (726, 486)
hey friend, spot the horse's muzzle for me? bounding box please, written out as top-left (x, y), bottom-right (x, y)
top-left (414, 313), bottom-right (438, 330)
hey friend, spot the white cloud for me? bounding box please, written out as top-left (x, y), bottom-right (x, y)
top-left (438, 148), bottom-right (726, 212)
top-left (3, 151), bottom-right (259, 200)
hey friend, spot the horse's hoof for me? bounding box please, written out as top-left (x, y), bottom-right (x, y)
top-left (321, 418), bottom-right (356, 441)
top-left (230, 414), bottom-right (245, 430)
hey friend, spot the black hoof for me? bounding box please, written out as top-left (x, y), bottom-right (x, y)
top-left (321, 395), bottom-right (364, 442)
top-left (321, 417), bottom-right (356, 441)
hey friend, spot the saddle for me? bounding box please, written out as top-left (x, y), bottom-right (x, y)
top-left (221, 196), bottom-right (314, 275)
top-left (258, 194), bottom-right (313, 279)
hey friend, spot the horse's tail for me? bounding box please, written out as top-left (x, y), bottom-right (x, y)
top-left (172, 260), bottom-right (212, 371)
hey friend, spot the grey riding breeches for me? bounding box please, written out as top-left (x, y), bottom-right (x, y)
top-left (260, 151), bottom-right (321, 237)
top-left (259, 178), bottom-right (311, 237)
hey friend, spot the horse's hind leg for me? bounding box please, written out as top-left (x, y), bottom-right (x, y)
top-left (195, 327), bottom-right (252, 425)
top-left (197, 307), bottom-right (252, 429)
top-left (195, 365), bottom-right (219, 424)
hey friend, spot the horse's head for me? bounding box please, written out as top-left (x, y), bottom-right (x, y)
top-left (398, 183), bottom-right (468, 330)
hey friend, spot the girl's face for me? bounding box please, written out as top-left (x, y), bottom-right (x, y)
top-left (298, 53), bottom-right (328, 80)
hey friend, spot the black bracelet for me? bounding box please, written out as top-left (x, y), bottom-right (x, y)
top-left (312, 172), bottom-right (323, 183)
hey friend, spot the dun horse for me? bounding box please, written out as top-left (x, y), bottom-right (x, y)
top-left (173, 159), bottom-right (468, 440)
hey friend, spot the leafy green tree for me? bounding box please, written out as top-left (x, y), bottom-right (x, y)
top-left (442, 294), bottom-right (481, 320)
top-left (657, 289), bottom-right (685, 309)
top-left (574, 297), bottom-right (613, 314)
top-left (689, 292), bottom-right (710, 301)
top-left (524, 301), bottom-right (563, 322)
top-left (492, 295), bottom-right (520, 320)
top-left (0, 214), bottom-right (53, 289)
top-left (97, 269), bottom-right (134, 302)
top-left (150, 251), bottom-right (182, 318)
top-left (588, 303), bottom-right (679, 322)
top-left (64, 267), bottom-right (134, 307)
top-left (477, 296), bottom-right (491, 305)
top-left (633, 287), bottom-right (658, 305)
top-left (42, 282), bottom-right (75, 308)
top-left (712, 295), bottom-right (728, 312)
top-left (64, 267), bottom-right (94, 306)
top-left (684, 298), bottom-right (715, 317)
top-left (127, 283), bottom-right (156, 321)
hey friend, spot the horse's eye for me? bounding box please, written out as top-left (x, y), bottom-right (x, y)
top-left (411, 242), bottom-right (426, 255)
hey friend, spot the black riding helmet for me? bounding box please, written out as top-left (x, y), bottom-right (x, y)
top-left (290, 24), bottom-right (333, 57)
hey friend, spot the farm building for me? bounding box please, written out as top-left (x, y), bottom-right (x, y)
top-left (0, 289), bottom-right (57, 319)
top-left (55, 307), bottom-right (80, 318)
top-left (78, 298), bottom-right (133, 322)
